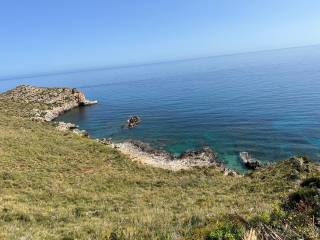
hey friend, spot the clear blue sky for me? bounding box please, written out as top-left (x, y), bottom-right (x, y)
top-left (1, 0), bottom-right (320, 77)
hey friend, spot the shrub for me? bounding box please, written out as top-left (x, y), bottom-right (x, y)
top-left (301, 177), bottom-right (320, 188)
top-left (286, 188), bottom-right (319, 211)
top-left (206, 222), bottom-right (245, 240)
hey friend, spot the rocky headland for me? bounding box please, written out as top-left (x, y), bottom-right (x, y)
top-left (0, 85), bottom-right (97, 121)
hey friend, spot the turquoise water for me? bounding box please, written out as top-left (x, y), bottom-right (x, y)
top-left (1, 46), bottom-right (320, 169)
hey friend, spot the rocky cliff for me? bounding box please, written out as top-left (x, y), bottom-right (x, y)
top-left (0, 85), bottom-right (97, 121)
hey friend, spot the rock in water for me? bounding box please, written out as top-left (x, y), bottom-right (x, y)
top-left (127, 116), bottom-right (141, 128)
top-left (239, 152), bottom-right (261, 170)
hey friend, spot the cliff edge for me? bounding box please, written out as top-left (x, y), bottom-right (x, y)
top-left (0, 85), bottom-right (97, 121)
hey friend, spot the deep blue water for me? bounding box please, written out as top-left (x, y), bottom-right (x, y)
top-left (1, 46), bottom-right (320, 169)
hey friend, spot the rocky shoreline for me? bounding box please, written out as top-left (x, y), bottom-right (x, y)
top-left (0, 85), bottom-right (237, 173)
top-left (58, 121), bottom-right (236, 173)
top-left (112, 140), bottom-right (236, 173)
top-left (2, 85), bottom-right (320, 240)
top-left (55, 116), bottom-right (237, 173)
top-left (1, 85), bottom-right (97, 121)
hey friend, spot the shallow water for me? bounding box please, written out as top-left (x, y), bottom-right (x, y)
top-left (1, 46), bottom-right (320, 169)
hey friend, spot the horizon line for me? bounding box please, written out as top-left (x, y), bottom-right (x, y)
top-left (1, 43), bottom-right (320, 82)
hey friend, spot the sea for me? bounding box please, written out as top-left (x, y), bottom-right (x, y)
top-left (1, 46), bottom-right (320, 170)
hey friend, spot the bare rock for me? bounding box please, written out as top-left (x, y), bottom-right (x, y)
top-left (99, 138), bottom-right (113, 145)
top-left (72, 129), bottom-right (89, 137)
top-left (1, 85), bottom-right (97, 121)
top-left (115, 140), bottom-right (224, 170)
top-left (223, 168), bottom-right (239, 176)
top-left (179, 146), bottom-right (219, 165)
top-left (289, 156), bottom-right (310, 172)
top-left (128, 140), bottom-right (173, 159)
top-left (239, 152), bottom-right (261, 170)
top-left (72, 88), bottom-right (98, 106)
top-left (127, 116), bottom-right (141, 128)
top-left (56, 122), bottom-right (77, 131)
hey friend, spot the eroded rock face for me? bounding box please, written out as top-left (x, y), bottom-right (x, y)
top-left (1, 85), bottom-right (97, 121)
top-left (179, 147), bottom-right (218, 164)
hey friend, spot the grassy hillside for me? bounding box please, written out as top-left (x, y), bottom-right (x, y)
top-left (0, 87), bottom-right (319, 239)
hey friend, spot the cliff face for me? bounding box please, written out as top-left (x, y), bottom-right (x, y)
top-left (0, 85), bottom-right (97, 121)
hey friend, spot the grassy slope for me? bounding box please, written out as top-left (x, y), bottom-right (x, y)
top-left (0, 97), bottom-right (318, 239)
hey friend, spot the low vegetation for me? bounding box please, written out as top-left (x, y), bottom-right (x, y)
top-left (188, 175), bottom-right (320, 239)
top-left (0, 87), bottom-right (319, 239)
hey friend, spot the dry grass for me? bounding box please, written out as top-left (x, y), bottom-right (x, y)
top-left (243, 229), bottom-right (257, 240)
top-left (0, 96), bottom-right (319, 239)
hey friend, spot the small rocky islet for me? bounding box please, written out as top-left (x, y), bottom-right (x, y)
top-left (126, 115), bottom-right (141, 128)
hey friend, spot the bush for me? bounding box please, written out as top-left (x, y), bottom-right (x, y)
top-left (301, 177), bottom-right (320, 188)
top-left (206, 222), bottom-right (245, 240)
top-left (287, 188), bottom-right (319, 210)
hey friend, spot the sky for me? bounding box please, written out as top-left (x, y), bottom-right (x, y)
top-left (1, 0), bottom-right (320, 77)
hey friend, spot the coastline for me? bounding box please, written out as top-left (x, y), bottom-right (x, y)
top-left (112, 140), bottom-right (233, 173)
top-left (0, 85), bottom-right (237, 173)
top-left (1, 85), bottom-right (319, 239)
top-left (0, 84), bottom-right (311, 174)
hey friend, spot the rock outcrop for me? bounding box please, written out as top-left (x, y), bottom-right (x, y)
top-left (97, 138), bottom-right (113, 145)
top-left (125, 140), bottom-right (173, 159)
top-left (1, 85), bottom-right (97, 121)
top-left (114, 140), bottom-right (225, 171)
top-left (223, 168), bottom-right (239, 176)
top-left (179, 147), bottom-right (218, 165)
top-left (239, 152), bottom-right (261, 170)
top-left (127, 116), bottom-right (141, 128)
top-left (55, 121), bottom-right (89, 137)
top-left (56, 122), bottom-right (77, 131)
top-left (72, 128), bottom-right (89, 137)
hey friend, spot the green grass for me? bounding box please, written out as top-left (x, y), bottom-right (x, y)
top-left (0, 96), bottom-right (319, 239)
